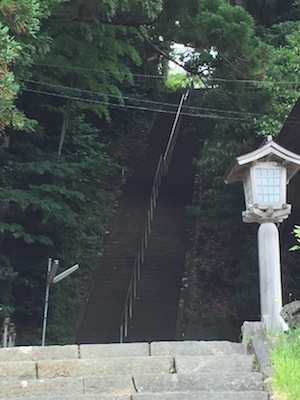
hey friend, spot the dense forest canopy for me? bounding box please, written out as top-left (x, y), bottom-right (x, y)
top-left (0, 0), bottom-right (300, 343)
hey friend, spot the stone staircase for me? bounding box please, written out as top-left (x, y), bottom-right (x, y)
top-left (0, 339), bottom-right (269, 399)
top-left (77, 93), bottom-right (191, 344)
top-left (125, 121), bottom-right (196, 343)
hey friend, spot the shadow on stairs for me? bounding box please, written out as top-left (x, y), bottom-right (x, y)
top-left (77, 94), bottom-right (196, 344)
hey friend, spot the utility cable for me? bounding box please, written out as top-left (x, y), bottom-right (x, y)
top-left (32, 63), bottom-right (300, 86)
top-left (23, 88), bottom-right (255, 122)
top-left (22, 79), bottom-right (260, 118)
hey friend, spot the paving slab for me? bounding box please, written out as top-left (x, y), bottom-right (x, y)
top-left (0, 361), bottom-right (36, 379)
top-left (133, 372), bottom-right (263, 392)
top-left (132, 391), bottom-right (269, 400)
top-left (0, 346), bottom-right (78, 362)
top-left (37, 356), bottom-right (174, 378)
top-left (175, 354), bottom-right (254, 374)
top-left (150, 341), bottom-right (246, 356)
top-left (83, 375), bottom-right (134, 396)
top-left (0, 377), bottom-right (84, 398)
top-left (79, 343), bottom-right (149, 359)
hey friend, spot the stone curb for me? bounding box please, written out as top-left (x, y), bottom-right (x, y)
top-left (241, 321), bottom-right (274, 394)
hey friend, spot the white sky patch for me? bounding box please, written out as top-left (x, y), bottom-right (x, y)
top-left (169, 61), bottom-right (186, 75)
top-left (169, 43), bottom-right (193, 75)
top-left (169, 43), bottom-right (218, 77)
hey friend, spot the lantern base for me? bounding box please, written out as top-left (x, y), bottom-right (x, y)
top-left (242, 204), bottom-right (291, 224)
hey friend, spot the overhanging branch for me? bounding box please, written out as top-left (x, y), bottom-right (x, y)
top-left (138, 29), bottom-right (210, 81)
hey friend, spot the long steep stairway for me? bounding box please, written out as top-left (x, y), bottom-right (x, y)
top-left (77, 93), bottom-right (187, 344)
top-left (125, 115), bottom-right (196, 342)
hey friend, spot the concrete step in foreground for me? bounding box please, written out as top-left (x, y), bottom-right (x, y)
top-left (0, 341), bottom-right (269, 399)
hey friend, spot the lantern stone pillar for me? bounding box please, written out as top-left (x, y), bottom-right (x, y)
top-left (258, 222), bottom-right (287, 330)
top-left (224, 135), bottom-right (300, 332)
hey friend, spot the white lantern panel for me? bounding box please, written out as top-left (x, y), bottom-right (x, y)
top-left (255, 167), bottom-right (281, 204)
top-left (243, 174), bottom-right (253, 207)
top-left (251, 163), bottom-right (286, 208)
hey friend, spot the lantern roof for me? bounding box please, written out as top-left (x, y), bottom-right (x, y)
top-left (224, 135), bottom-right (300, 184)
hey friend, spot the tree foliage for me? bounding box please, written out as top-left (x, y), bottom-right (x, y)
top-left (1, 0), bottom-right (300, 343)
top-left (165, 0), bottom-right (300, 333)
top-left (0, 0), bottom-right (66, 134)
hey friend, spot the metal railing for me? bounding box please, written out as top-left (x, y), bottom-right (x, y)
top-left (120, 90), bottom-right (189, 342)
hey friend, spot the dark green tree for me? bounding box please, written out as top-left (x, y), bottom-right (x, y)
top-left (2, 0), bottom-right (300, 343)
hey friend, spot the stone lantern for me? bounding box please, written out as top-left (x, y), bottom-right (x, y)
top-left (224, 135), bottom-right (300, 330)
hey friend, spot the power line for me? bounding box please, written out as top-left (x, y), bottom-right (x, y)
top-left (33, 63), bottom-right (166, 80)
top-left (32, 62), bottom-right (300, 86)
top-left (23, 79), bottom-right (300, 124)
top-left (208, 78), bottom-right (300, 86)
top-left (23, 88), bottom-right (253, 121)
top-left (22, 79), bottom-right (259, 118)
top-left (23, 79), bottom-right (180, 108)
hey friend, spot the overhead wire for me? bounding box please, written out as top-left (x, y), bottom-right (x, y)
top-left (22, 71), bottom-right (300, 124)
top-left (22, 87), bottom-right (300, 124)
top-left (23, 88), bottom-right (254, 122)
top-left (22, 79), bottom-right (260, 118)
top-left (32, 62), bottom-right (300, 86)
top-left (34, 63), bottom-right (166, 80)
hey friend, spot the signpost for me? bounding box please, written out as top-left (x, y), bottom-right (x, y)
top-left (41, 258), bottom-right (79, 346)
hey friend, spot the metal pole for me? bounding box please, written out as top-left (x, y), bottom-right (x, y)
top-left (41, 258), bottom-right (52, 346)
top-left (129, 288), bottom-right (133, 318)
top-left (141, 240), bottom-right (145, 263)
top-left (2, 316), bottom-right (10, 348)
top-left (147, 211), bottom-right (151, 233)
top-left (150, 197), bottom-right (154, 220)
top-left (145, 225), bottom-right (148, 248)
top-left (133, 267), bottom-right (137, 298)
top-left (120, 325), bottom-right (124, 343)
top-left (8, 323), bottom-right (15, 347)
top-left (137, 252), bottom-right (141, 280)
top-left (125, 305), bottom-right (128, 337)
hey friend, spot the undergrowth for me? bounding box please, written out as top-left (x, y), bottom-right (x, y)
top-left (271, 329), bottom-right (300, 400)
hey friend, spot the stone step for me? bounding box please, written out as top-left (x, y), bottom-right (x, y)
top-left (0, 345), bottom-right (79, 362)
top-left (0, 356), bottom-right (173, 380)
top-left (172, 354), bottom-right (254, 373)
top-left (0, 397), bottom-right (129, 400)
top-left (150, 341), bottom-right (247, 356)
top-left (0, 354), bottom-right (253, 380)
top-left (0, 354), bottom-right (254, 380)
top-left (134, 288), bottom-right (180, 298)
top-left (138, 267), bottom-right (183, 275)
top-left (0, 341), bottom-right (263, 399)
top-left (0, 343), bottom-right (149, 361)
top-left (0, 341), bottom-right (246, 361)
top-left (132, 392), bottom-right (269, 400)
top-left (0, 372), bottom-right (264, 398)
top-left (132, 372), bottom-right (264, 392)
top-left (0, 393), bottom-right (269, 400)
top-left (37, 356), bottom-right (175, 379)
